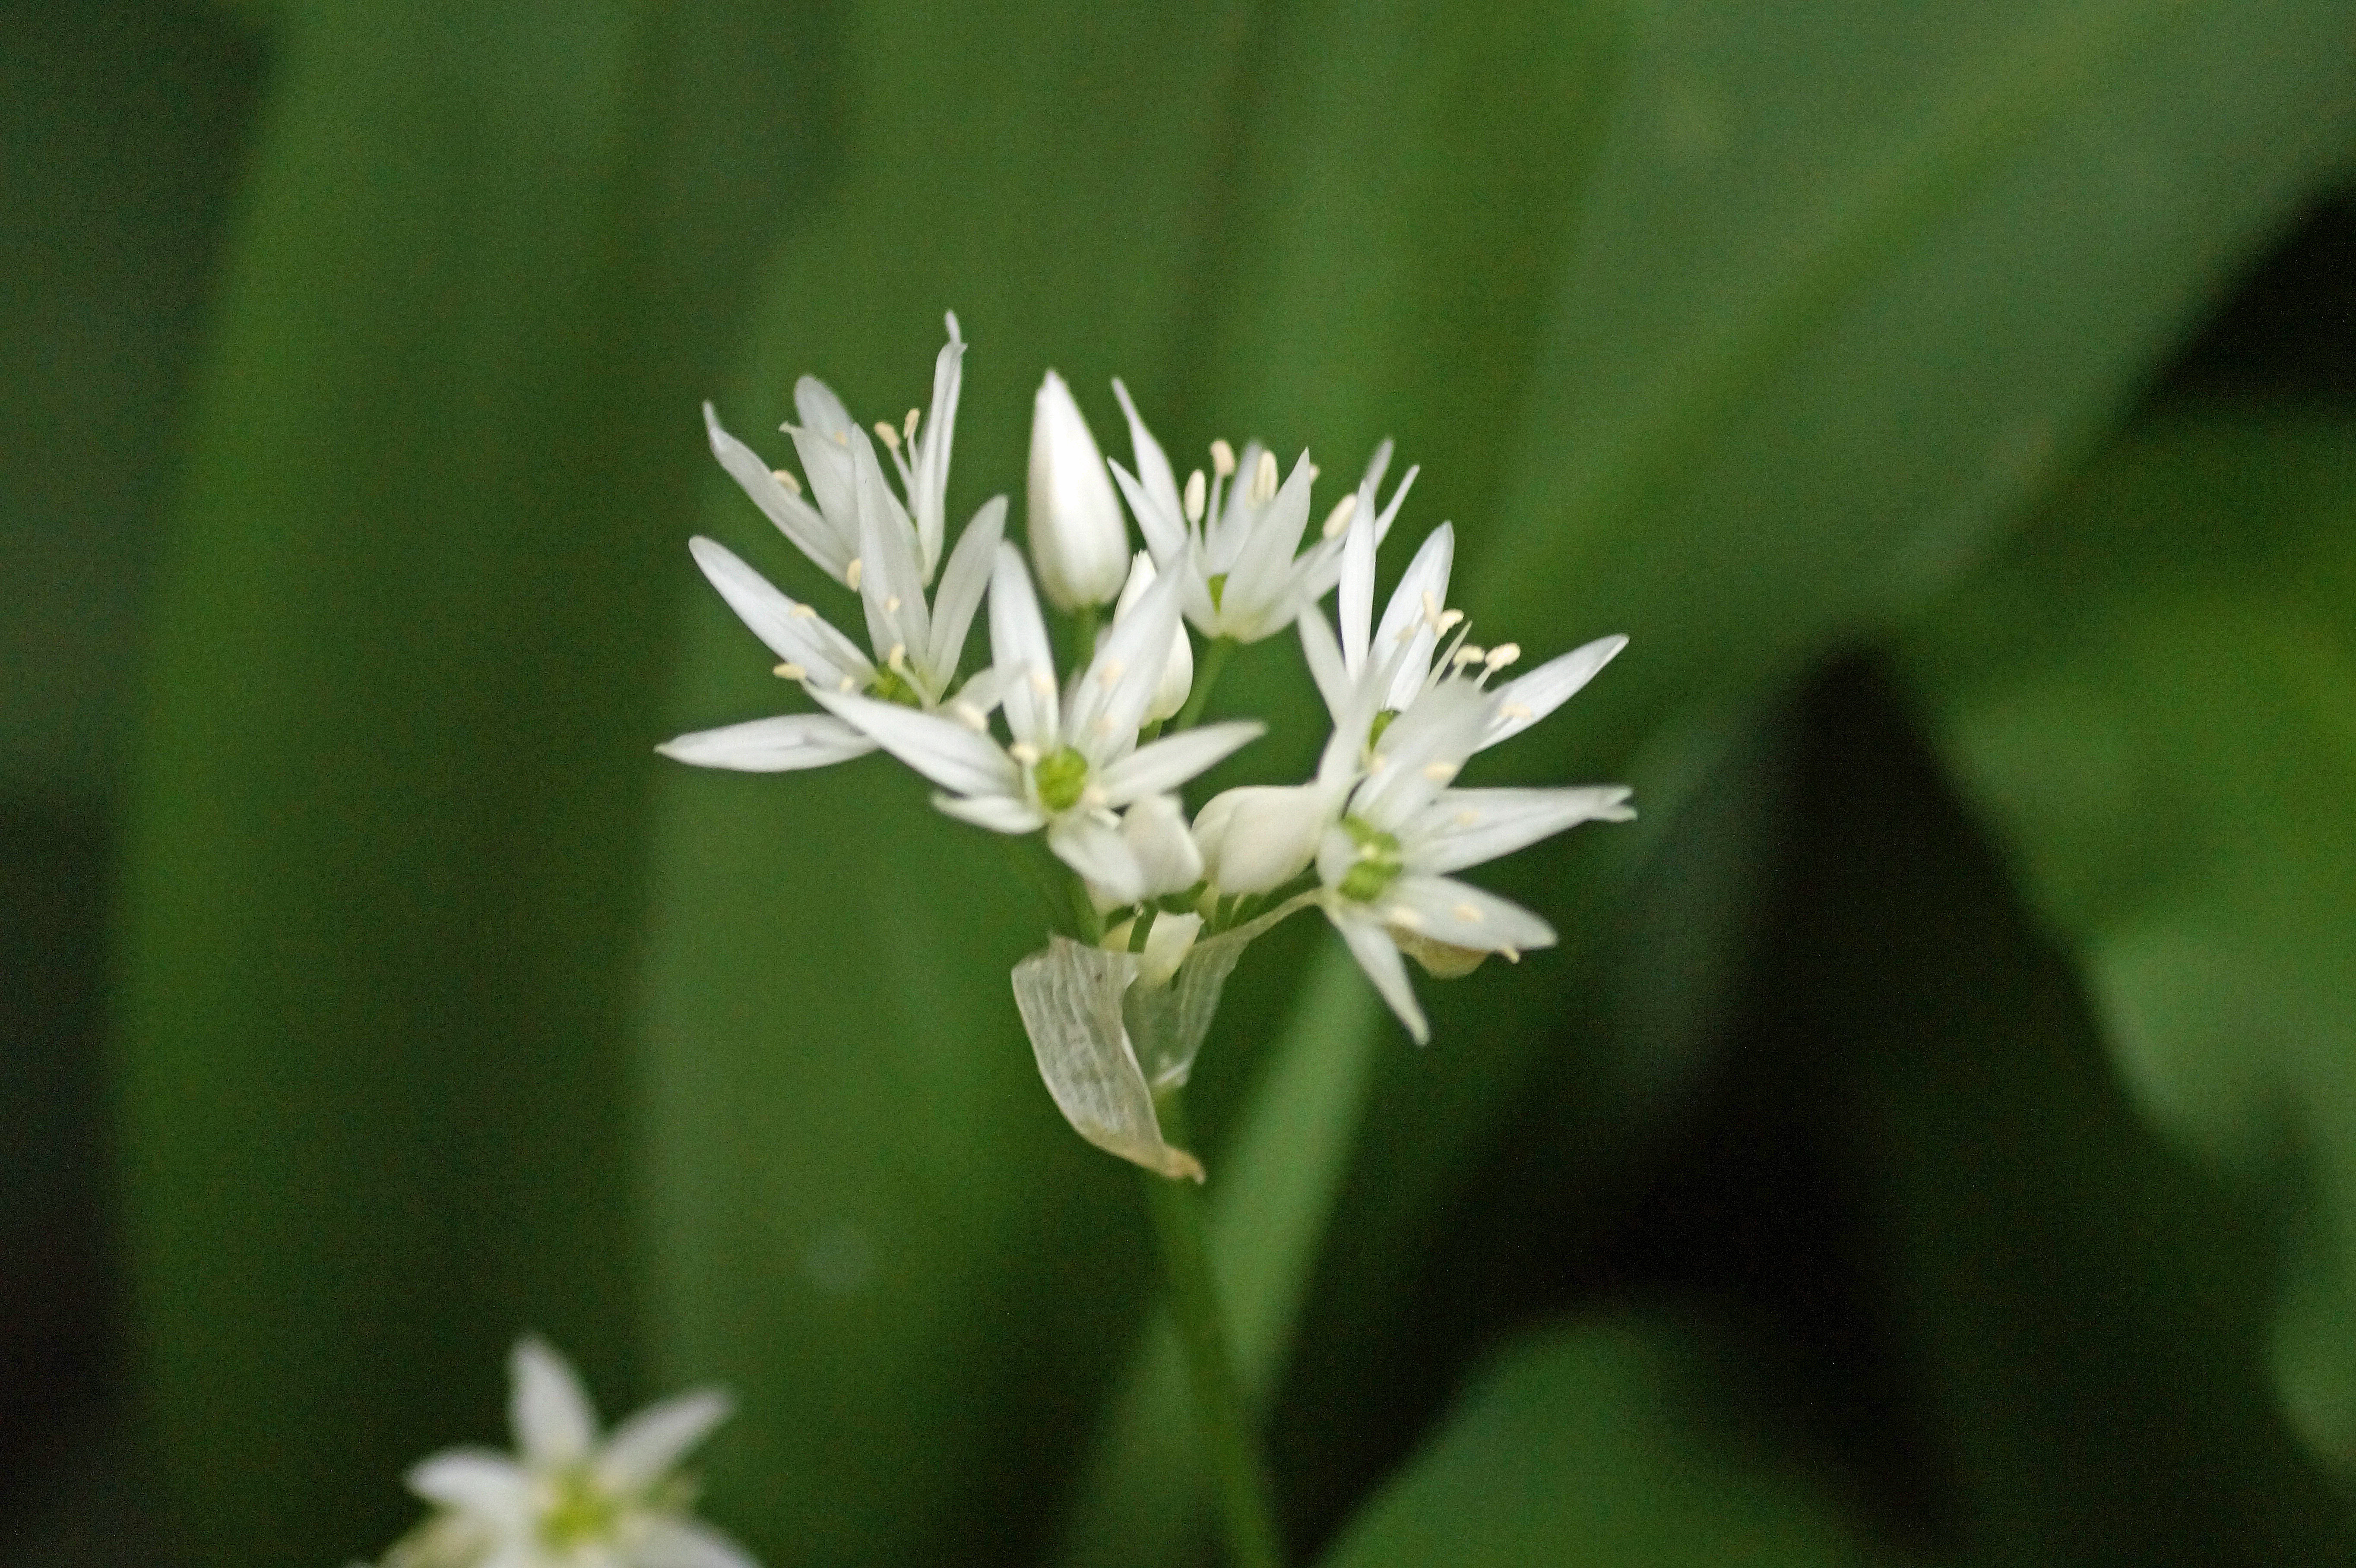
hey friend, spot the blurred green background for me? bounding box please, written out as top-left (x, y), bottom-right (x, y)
top-left (6, 0), bottom-right (2356, 1563)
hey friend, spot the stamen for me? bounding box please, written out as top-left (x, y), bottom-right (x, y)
top-left (1436, 608), bottom-right (1465, 633)
top-left (1454, 810), bottom-right (1480, 827)
top-left (1321, 492), bottom-right (1358, 540)
top-left (1080, 785), bottom-right (1109, 810)
top-left (1096, 659), bottom-right (1125, 687)
top-left (1008, 742), bottom-right (1041, 766)
top-left (951, 702), bottom-right (988, 732)
top-left (771, 468), bottom-right (802, 494)
top-left (1499, 701), bottom-right (1535, 721)
top-left (1028, 667), bottom-right (1056, 697)
top-left (773, 661), bottom-right (808, 680)
top-left (833, 430), bottom-right (849, 447)
top-left (1184, 469), bottom-right (1206, 524)
top-left (837, 675), bottom-right (856, 692)
top-left (887, 643), bottom-right (909, 672)
top-left (904, 407), bottom-right (921, 442)
top-left (1387, 906), bottom-right (1426, 929)
top-left (1306, 462), bottom-right (1320, 483)
top-left (1501, 946), bottom-right (1521, 963)
top-left (1422, 762), bottom-right (1459, 783)
top-left (1452, 644), bottom-right (1485, 667)
top-left (874, 420), bottom-right (901, 450)
top-left (1210, 439), bottom-right (1236, 478)
top-left (1453, 902), bottom-right (1483, 923)
top-left (787, 603), bottom-right (819, 620)
top-left (845, 558), bottom-right (864, 591)
top-left (1484, 642), bottom-right (1520, 669)
top-left (884, 595), bottom-right (902, 613)
top-left (1249, 449), bottom-right (1279, 505)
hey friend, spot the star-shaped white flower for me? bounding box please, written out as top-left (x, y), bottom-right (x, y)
top-left (1105, 382), bottom-right (1416, 643)
top-left (662, 314), bottom-right (1004, 773)
top-left (374, 1336), bottom-right (755, 1568)
top-left (815, 544), bottom-right (1262, 899)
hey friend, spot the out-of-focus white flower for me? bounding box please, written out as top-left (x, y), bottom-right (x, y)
top-left (1113, 553), bottom-right (1192, 723)
top-left (1106, 383), bottom-right (1416, 643)
top-left (1192, 783), bottom-right (1337, 895)
top-left (663, 315), bottom-right (1005, 773)
top-left (367, 1336), bottom-right (755, 1568)
top-left (1313, 682), bottom-right (1634, 1044)
top-left (1028, 371), bottom-right (1132, 611)
top-left (815, 546), bottom-right (1260, 891)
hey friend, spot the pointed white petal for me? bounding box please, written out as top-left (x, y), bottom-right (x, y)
top-left (510, 1336), bottom-right (598, 1465)
top-left (1403, 786), bottom-right (1635, 874)
top-left (656, 714), bottom-right (876, 772)
top-left (630, 1517), bottom-right (764, 1568)
top-left (1296, 606), bottom-right (1353, 728)
top-left (1222, 452), bottom-right (1318, 636)
top-left (1330, 908), bottom-right (1427, 1044)
top-left (909, 313), bottom-right (966, 582)
top-left (785, 376), bottom-right (862, 566)
top-left (1050, 815), bottom-right (1145, 904)
top-left (1115, 553), bottom-right (1193, 723)
top-left (812, 690), bottom-right (1019, 798)
top-left (1482, 634), bottom-right (1628, 750)
top-left (1010, 939), bottom-right (1204, 1181)
top-left (595, 1389), bottom-right (731, 1492)
top-left (406, 1450), bottom-right (532, 1520)
top-left (852, 435), bottom-right (931, 673)
top-left (1372, 523), bottom-right (1455, 705)
top-left (1354, 680), bottom-right (1489, 826)
top-left (1338, 495), bottom-right (1377, 672)
top-left (1028, 371), bottom-right (1131, 611)
top-left (952, 664), bottom-right (1005, 717)
top-left (1382, 873), bottom-right (1555, 953)
top-left (932, 791), bottom-right (1047, 834)
top-left (1110, 380), bottom-right (1187, 563)
top-left (1068, 564), bottom-right (1184, 759)
top-left (988, 544), bottom-right (1061, 750)
top-left (1119, 793), bottom-right (1203, 900)
top-left (925, 496), bottom-right (1007, 684)
top-left (686, 536), bottom-right (869, 689)
top-left (702, 404), bottom-right (844, 580)
top-left (1097, 721), bottom-right (1264, 806)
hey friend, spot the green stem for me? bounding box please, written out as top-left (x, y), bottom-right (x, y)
top-left (1127, 906), bottom-right (1159, 954)
top-left (1073, 602), bottom-right (1102, 666)
top-left (1172, 636), bottom-right (1237, 731)
top-left (1140, 1090), bottom-right (1286, 1568)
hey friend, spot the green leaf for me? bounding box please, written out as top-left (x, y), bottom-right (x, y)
top-left (1897, 409), bottom-right (2356, 1476)
top-left (112, 3), bottom-right (830, 1561)
top-left (1319, 1320), bottom-right (1904, 1567)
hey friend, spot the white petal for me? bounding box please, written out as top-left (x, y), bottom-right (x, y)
top-left (952, 664), bottom-right (1005, 716)
top-left (1028, 371), bottom-right (1131, 611)
top-left (812, 690), bottom-right (1019, 798)
top-left (784, 376), bottom-right (862, 566)
top-left (1296, 607), bottom-right (1353, 730)
top-left (1010, 939), bottom-right (1203, 1181)
top-left (1110, 379), bottom-right (1187, 563)
top-left (686, 536), bottom-right (869, 689)
top-left (988, 544), bottom-right (1061, 750)
top-left (406, 1449), bottom-right (532, 1520)
top-left (933, 791), bottom-right (1047, 834)
top-left (1330, 908), bottom-right (1427, 1044)
top-left (1337, 489), bottom-right (1377, 671)
top-left (1481, 634), bottom-right (1627, 750)
top-left (1115, 553), bottom-right (1192, 724)
top-left (656, 714), bottom-right (876, 772)
top-left (596, 1389), bottom-right (731, 1492)
top-left (1403, 786), bottom-right (1635, 874)
top-left (1050, 815), bottom-right (1146, 904)
top-left (702, 404), bottom-right (844, 580)
top-left (1383, 874), bottom-right (1555, 952)
top-left (628, 1517), bottom-right (763, 1568)
top-left (1097, 721), bottom-right (1264, 805)
top-left (925, 496), bottom-right (1007, 685)
top-left (852, 436), bottom-right (931, 677)
top-left (909, 312), bottom-right (966, 582)
top-left (1068, 563), bottom-right (1184, 759)
top-left (1354, 680), bottom-right (1489, 826)
top-left (1118, 793), bottom-right (1203, 900)
top-left (1221, 452), bottom-right (1318, 636)
top-left (1373, 523), bottom-right (1455, 709)
top-left (510, 1336), bottom-right (597, 1466)
top-left (1194, 783), bottom-right (1335, 895)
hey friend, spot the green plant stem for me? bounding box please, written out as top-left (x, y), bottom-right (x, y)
top-left (1140, 1089), bottom-right (1286, 1568)
top-left (1172, 637), bottom-right (1237, 731)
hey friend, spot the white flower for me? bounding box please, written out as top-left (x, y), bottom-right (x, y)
top-left (814, 545), bottom-right (1261, 891)
top-left (1313, 682), bottom-right (1634, 1044)
top-left (374, 1336), bottom-right (755, 1568)
top-left (1112, 552), bottom-right (1191, 723)
top-left (1028, 371), bottom-right (1132, 611)
top-left (1191, 783), bottom-right (1336, 895)
top-left (662, 315), bottom-right (1006, 772)
top-left (1106, 382), bottom-right (1417, 643)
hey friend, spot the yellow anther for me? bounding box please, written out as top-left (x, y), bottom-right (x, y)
top-left (1454, 810), bottom-right (1480, 827)
top-left (951, 702), bottom-right (988, 732)
top-left (1028, 667), bottom-right (1056, 696)
top-left (1436, 609), bottom-right (1465, 632)
top-left (1387, 905), bottom-right (1426, 929)
top-left (1210, 439), bottom-right (1236, 477)
top-left (1249, 449), bottom-right (1279, 504)
top-left (1321, 492), bottom-right (1358, 540)
top-left (1184, 469), bottom-right (1206, 524)
top-left (771, 468), bottom-right (803, 494)
top-left (874, 420), bottom-right (900, 450)
top-left (833, 429), bottom-right (849, 446)
top-left (788, 602), bottom-right (818, 619)
top-left (1009, 743), bottom-right (1041, 766)
top-left (1452, 644), bottom-right (1485, 667)
top-left (904, 407), bottom-right (921, 442)
top-left (845, 557), bottom-right (863, 590)
top-left (1423, 762), bottom-right (1458, 783)
top-left (773, 661), bottom-right (808, 680)
top-left (884, 595), bottom-right (902, 614)
top-left (1501, 945), bottom-right (1521, 963)
top-left (1500, 701), bottom-right (1534, 721)
top-left (1454, 902), bottom-right (1484, 923)
top-left (837, 675), bottom-right (856, 692)
top-left (1080, 785), bottom-right (1110, 810)
top-left (887, 643), bottom-right (908, 672)
top-left (1096, 660), bottom-right (1125, 687)
top-left (1484, 642), bottom-right (1520, 669)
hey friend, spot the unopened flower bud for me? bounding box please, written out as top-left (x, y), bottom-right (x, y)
top-left (1104, 910), bottom-right (1203, 988)
top-left (1115, 553), bottom-right (1192, 722)
top-left (1193, 784), bottom-right (1333, 895)
top-left (1121, 793), bottom-right (1204, 901)
top-left (1028, 371), bottom-right (1130, 610)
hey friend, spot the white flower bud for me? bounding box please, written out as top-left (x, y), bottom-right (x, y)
top-left (1103, 910), bottom-right (1202, 988)
top-left (1114, 552), bottom-right (1192, 722)
top-left (1193, 784), bottom-right (1334, 895)
top-left (1121, 793), bottom-right (1204, 901)
top-left (1028, 371), bottom-right (1130, 611)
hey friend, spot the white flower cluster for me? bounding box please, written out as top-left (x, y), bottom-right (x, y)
top-left (364, 1337), bottom-right (754, 1568)
top-left (666, 316), bottom-right (1632, 1179)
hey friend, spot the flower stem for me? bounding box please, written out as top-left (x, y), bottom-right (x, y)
top-left (1172, 637), bottom-right (1237, 731)
top-left (1140, 1089), bottom-right (1286, 1568)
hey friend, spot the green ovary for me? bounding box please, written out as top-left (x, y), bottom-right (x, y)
top-left (1337, 814), bottom-right (1403, 902)
top-left (539, 1470), bottom-right (621, 1550)
top-left (1034, 746), bottom-right (1090, 813)
top-left (868, 666), bottom-right (924, 707)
